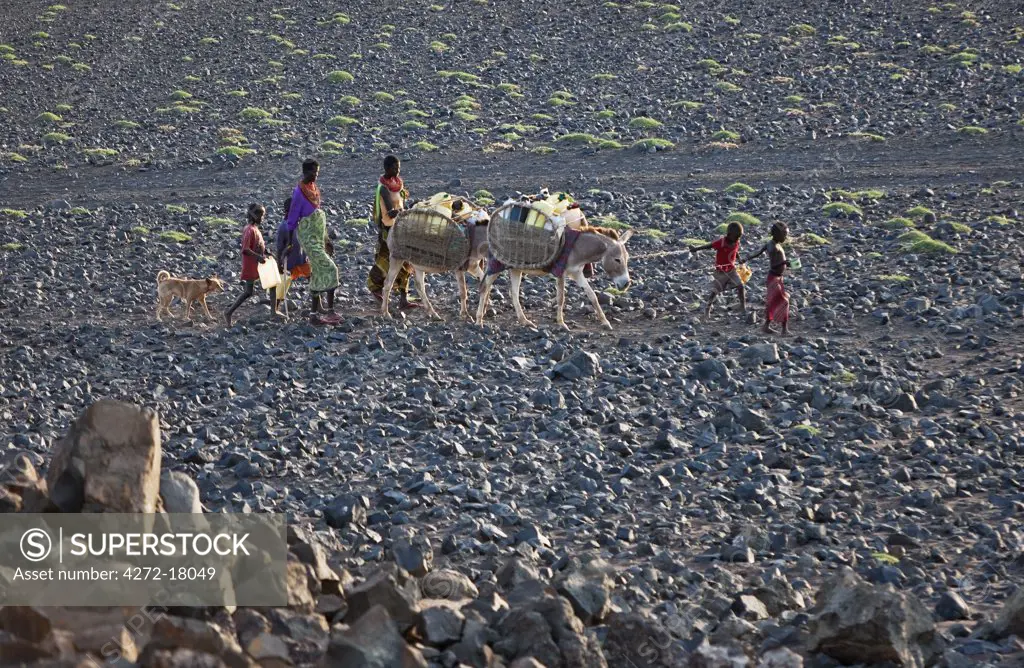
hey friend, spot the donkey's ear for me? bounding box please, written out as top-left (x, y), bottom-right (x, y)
top-left (619, 229), bottom-right (634, 244)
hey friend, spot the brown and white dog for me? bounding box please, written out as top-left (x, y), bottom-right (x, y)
top-left (156, 270), bottom-right (225, 321)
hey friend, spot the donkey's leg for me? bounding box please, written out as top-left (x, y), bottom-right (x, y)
top-left (476, 273), bottom-right (497, 324)
top-left (380, 262), bottom-right (402, 319)
top-left (457, 271), bottom-right (471, 321)
top-left (414, 269), bottom-right (442, 320)
top-left (510, 270), bottom-right (536, 328)
top-left (555, 276), bottom-right (569, 330)
top-left (574, 272), bottom-right (613, 330)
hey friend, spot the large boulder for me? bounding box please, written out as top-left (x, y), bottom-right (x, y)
top-left (808, 568), bottom-right (944, 668)
top-left (159, 471), bottom-right (202, 513)
top-left (343, 566), bottom-right (421, 634)
top-left (976, 587), bottom-right (1024, 639)
top-left (45, 401), bottom-right (162, 513)
top-left (323, 605), bottom-right (427, 668)
top-left (602, 612), bottom-right (685, 667)
top-left (494, 592), bottom-right (607, 668)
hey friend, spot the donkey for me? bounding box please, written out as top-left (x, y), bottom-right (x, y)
top-left (381, 223), bottom-right (489, 321)
top-left (476, 226), bottom-right (633, 330)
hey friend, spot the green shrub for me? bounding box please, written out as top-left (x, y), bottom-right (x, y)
top-left (557, 133), bottom-right (597, 144)
top-left (822, 201), bottom-right (863, 217)
top-left (799, 233), bottom-right (830, 246)
top-left (437, 70), bottom-right (480, 83)
top-left (597, 139), bottom-right (625, 149)
top-left (725, 211), bottom-right (761, 226)
top-left (957, 125), bottom-right (988, 135)
top-left (713, 129), bottom-right (740, 141)
top-left (131, 225), bottom-right (151, 235)
top-left (724, 182), bottom-right (755, 194)
top-left (2, 243), bottom-right (24, 251)
top-left (897, 230), bottom-right (955, 254)
top-left (0, 208), bottom-right (28, 219)
top-left (633, 138), bottom-right (674, 151)
top-left (594, 110), bottom-right (616, 120)
top-left (788, 23), bottom-right (816, 36)
top-left (159, 230), bottom-right (192, 243)
top-left (592, 213), bottom-right (631, 229)
top-left (881, 217), bottom-right (915, 229)
top-left (401, 120), bottom-right (428, 130)
top-left (905, 206), bottom-right (934, 219)
top-left (36, 112), bottom-right (62, 123)
top-left (165, 204), bottom-right (188, 213)
top-left (215, 146), bottom-right (255, 157)
top-left (82, 147), bottom-right (119, 158)
top-left (628, 116), bottom-right (663, 130)
top-left (239, 107), bottom-right (272, 120)
top-left (874, 274), bottom-right (911, 283)
top-left (373, 91), bottom-right (395, 102)
top-left (114, 120), bottom-right (140, 129)
top-left (326, 70), bottom-right (354, 83)
top-left (203, 216), bottom-right (236, 226)
top-left (849, 131), bottom-right (886, 142)
top-left (412, 141), bottom-right (438, 151)
top-left (327, 115), bottom-right (358, 127)
top-left (42, 132), bottom-right (71, 144)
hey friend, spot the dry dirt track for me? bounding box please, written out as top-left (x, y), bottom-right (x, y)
top-left (1, 134), bottom-right (1020, 209)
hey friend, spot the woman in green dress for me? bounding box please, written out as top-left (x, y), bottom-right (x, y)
top-left (286, 159), bottom-right (340, 324)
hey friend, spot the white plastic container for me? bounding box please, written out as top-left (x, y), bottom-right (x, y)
top-left (258, 256), bottom-right (281, 290)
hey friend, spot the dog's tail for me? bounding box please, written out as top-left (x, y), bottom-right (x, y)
top-left (157, 270), bottom-right (170, 283)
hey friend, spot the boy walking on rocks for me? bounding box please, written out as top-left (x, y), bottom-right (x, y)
top-left (690, 221), bottom-right (746, 318)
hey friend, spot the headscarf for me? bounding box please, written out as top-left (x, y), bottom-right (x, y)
top-left (299, 181), bottom-right (321, 209)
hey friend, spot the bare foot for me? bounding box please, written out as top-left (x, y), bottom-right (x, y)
top-left (762, 322), bottom-right (772, 334)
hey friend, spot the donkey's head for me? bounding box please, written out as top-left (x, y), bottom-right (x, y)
top-left (601, 229), bottom-right (633, 289)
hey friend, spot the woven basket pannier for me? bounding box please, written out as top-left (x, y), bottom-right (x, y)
top-left (389, 208), bottom-right (470, 271)
top-left (488, 202), bottom-right (563, 269)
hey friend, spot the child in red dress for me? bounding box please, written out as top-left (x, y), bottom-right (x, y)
top-left (225, 204), bottom-right (268, 327)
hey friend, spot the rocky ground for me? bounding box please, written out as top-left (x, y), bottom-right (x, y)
top-left (1, 0), bottom-right (1024, 667)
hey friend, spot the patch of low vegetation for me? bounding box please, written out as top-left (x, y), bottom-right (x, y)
top-left (957, 125), bottom-right (988, 135)
top-left (239, 107), bottom-right (272, 121)
top-left (0, 208), bottom-right (28, 219)
top-left (670, 100), bottom-right (704, 110)
top-left (2, 243), bottom-right (25, 251)
top-left (948, 222), bottom-right (972, 233)
top-left (724, 181), bottom-right (757, 194)
top-left (874, 274), bottom-right (912, 283)
top-left (633, 138), bottom-right (674, 151)
top-left (641, 229), bottom-right (669, 240)
top-left (159, 230), bottom-right (192, 243)
top-left (592, 213), bottom-right (631, 230)
top-left (897, 230), bottom-right (956, 254)
top-left (327, 115), bottom-right (358, 127)
top-left (82, 147), bottom-right (119, 158)
top-left (437, 70), bottom-right (480, 84)
top-left (594, 110), bottom-right (616, 120)
top-left (165, 204), bottom-right (188, 214)
top-left (798, 233), bottom-right (830, 246)
top-left (203, 216), bottom-right (236, 227)
top-left (42, 132), bottom-right (72, 144)
top-left (326, 70), bottom-right (354, 84)
top-left (373, 91), bottom-right (395, 102)
top-left (905, 206), bottom-right (935, 219)
top-left (849, 131), bottom-right (886, 142)
top-left (530, 146), bottom-right (556, 155)
top-left (216, 146), bottom-right (255, 158)
top-left (4, 152), bottom-right (27, 163)
top-left (712, 129), bottom-right (740, 142)
top-left (36, 112), bottom-right (62, 124)
top-left (788, 23), bottom-right (817, 36)
top-left (114, 120), bottom-right (140, 129)
top-left (822, 202), bottom-right (863, 217)
top-left (412, 141), bottom-right (439, 151)
top-left (714, 81), bottom-right (742, 93)
top-left (345, 218), bottom-right (368, 227)
top-left (557, 133), bottom-right (597, 145)
top-left (881, 217), bottom-right (915, 229)
top-left (402, 120), bottom-right (428, 131)
top-left (986, 215), bottom-right (1012, 225)
top-left (628, 116), bottom-right (663, 130)
top-left (725, 212), bottom-right (761, 226)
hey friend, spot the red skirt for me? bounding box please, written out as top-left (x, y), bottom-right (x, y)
top-left (765, 275), bottom-right (789, 324)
